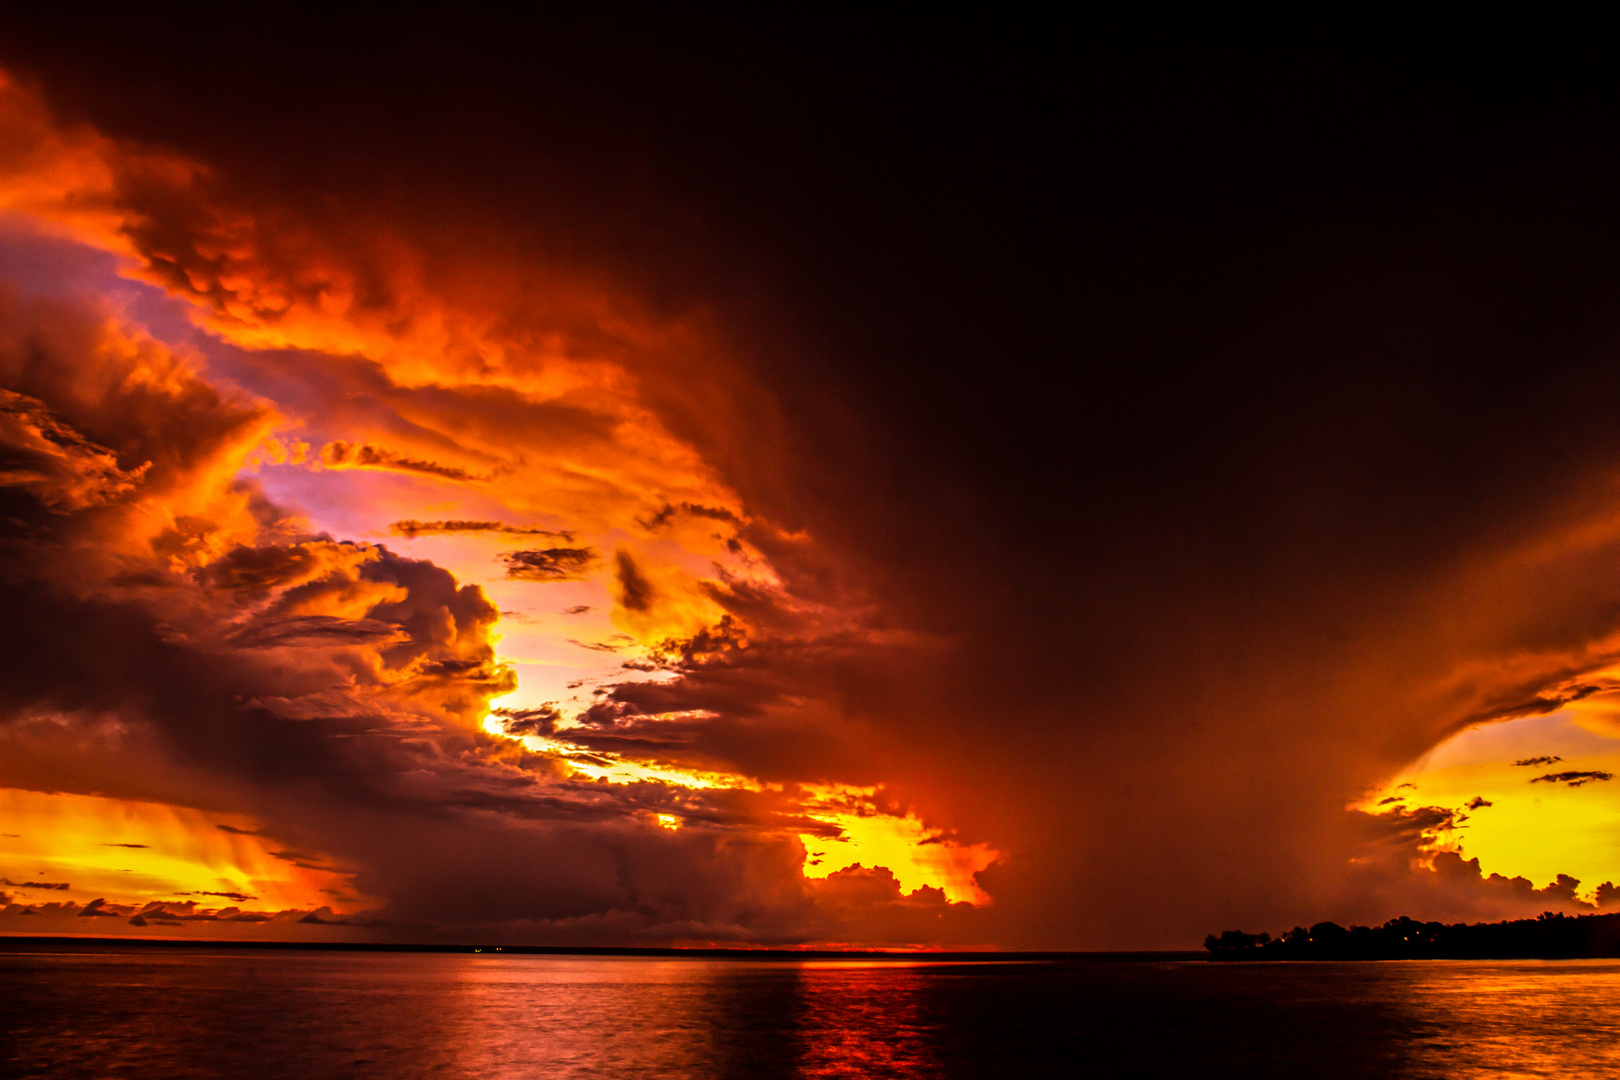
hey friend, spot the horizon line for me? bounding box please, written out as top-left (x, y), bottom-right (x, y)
top-left (0, 935), bottom-right (1201, 962)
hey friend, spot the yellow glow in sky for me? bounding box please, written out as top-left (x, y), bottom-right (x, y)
top-left (800, 791), bottom-right (999, 905)
top-left (0, 788), bottom-right (363, 912)
top-left (1370, 710), bottom-right (1620, 896)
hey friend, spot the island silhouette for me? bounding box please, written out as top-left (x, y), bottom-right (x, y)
top-left (1207, 912), bottom-right (1620, 960)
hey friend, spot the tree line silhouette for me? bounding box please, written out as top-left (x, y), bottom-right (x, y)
top-left (1206, 912), bottom-right (1620, 960)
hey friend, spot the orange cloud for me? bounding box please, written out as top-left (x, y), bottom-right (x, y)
top-left (0, 63), bottom-right (1012, 952)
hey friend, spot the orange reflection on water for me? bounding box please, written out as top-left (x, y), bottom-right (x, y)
top-left (793, 962), bottom-right (946, 1079)
top-left (1388, 960), bottom-right (1620, 1078)
top-left (15, 950), bottom-right (1620, 1078)
top-left (444, 957), bottom-right (948, 1079)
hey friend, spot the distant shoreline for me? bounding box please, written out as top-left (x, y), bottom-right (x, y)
top-left (1208, 912), bottom-right (1620, 961)
top-left (0, 935), bottom-right (1202, 962)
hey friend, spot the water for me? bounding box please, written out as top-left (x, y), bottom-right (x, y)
top-left (4, 946), bottom-right (1620, 1078)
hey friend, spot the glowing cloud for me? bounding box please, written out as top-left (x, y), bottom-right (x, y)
top-left (0, 65), bottom-right (1004, 950)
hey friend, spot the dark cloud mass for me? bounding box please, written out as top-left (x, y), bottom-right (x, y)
top-left (1531, 772), bottom-right (1614, 788)
top-left (1, 879), bottom-right (69, 890)
top-left (614, 550), bottom-right (655, 612)
top-left (493, 705), bottom-right (562, 737)
top-left (502, 547), bottom-right (597, 581)
top-left (319, 441), bottom-right (478, 482)
top-left (7, 12), bottom-right (1620, 948)
top-left (392, 520), bottom-right (571, 540)
top-left (641, 502), bottom-right (744, 531)
top-left (0, 387), bottom-right (147, 510)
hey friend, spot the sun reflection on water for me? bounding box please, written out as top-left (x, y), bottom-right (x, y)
top-left (793, 963), bottom-right (945, 1079)
top-left (1388, 960), bottom-right (1620, 1078)
top-left (445, 957), bottom-right (948, 1079)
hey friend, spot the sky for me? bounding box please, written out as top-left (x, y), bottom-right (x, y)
top-left (5, 14), bottom-right (1620, 948)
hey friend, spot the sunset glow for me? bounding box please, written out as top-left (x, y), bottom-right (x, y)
top-left (0, 69), bottom-right (997, 946)
top-left (0, 788), bottom-right (356, 909)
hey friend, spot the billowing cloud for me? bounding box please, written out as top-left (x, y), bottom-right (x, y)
top-left (0, 209), bottom-right (991, 944)
top-left (0, 386), bottom-right (148, 510)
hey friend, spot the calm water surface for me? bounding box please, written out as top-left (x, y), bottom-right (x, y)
top-left (4, 946), bottom-right (1620, 1078)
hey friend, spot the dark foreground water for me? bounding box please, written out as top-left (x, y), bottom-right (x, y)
top-left (4, 946), bottom-right (1620, 1078)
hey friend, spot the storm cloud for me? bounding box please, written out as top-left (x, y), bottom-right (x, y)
top-left (5, 14), bottom-right (1620, 948)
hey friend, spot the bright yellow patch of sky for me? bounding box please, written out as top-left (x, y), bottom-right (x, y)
top-left (0, 788), bottom-right (362, 912)
top-left (799, 787), bottom-right (999, 905)
top-left (481, 718), bottom-right (1003, 904)
top-left (1368, 710), bottom-right (1620, 897)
